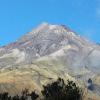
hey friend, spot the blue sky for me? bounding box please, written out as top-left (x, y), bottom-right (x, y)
top-left (0, 0), bottom-right (100, 46)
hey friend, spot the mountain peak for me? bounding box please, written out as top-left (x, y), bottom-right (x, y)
top-left (39, 22), bottom-right (49, 26)
top-left (30, 23), bottom-right (74, 38)
top-left (34, 22), bottom-right (68, 32)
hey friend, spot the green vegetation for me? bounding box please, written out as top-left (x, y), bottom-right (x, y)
top-left (42, 78), bottom-right (82, 100)
top-left (0, 78), bottom-right (83, 100)
top-left (0, 89), bottom-right (39, 100)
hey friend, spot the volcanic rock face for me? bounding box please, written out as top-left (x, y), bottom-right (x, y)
top-left (0, 23), bottom-right (100, 99)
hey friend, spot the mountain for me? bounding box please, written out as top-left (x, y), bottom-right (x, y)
top-left (0, 23), bottom-right (100, 99)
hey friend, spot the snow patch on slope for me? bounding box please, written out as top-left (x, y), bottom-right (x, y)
top-left (0, 49), bottom-right (25, 63)
top-left (50, 45), bottom-right (71, 58)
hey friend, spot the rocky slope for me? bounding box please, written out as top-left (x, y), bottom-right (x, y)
top-left (0, 23), bottom-right (100, 99)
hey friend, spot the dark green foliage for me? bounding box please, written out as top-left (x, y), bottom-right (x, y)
top-left (0, 89), bottom-right (39, 100)
top-left (87, 78), bottom-right (94, 91)
top-left (0, 78), bottom-right (82, 100)
top-left (29, 91), bottom-right (39, 100)
top-left (41, 78), bottom-right (82, 100)
top-left (65, 80), bottom-right (82, 100)
top-left (12, 95), bottom-right (20, 100)
top-left (0, 92), bottom-right (11, 100)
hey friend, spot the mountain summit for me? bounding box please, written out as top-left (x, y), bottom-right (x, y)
top-left (1, 23), bottom-right (100, 71)
top-left (0, 23), bottom-right (100, 99)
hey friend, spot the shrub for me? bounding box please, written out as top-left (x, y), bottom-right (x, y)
top-left (41, 78), bottom-right (82, 100)
top-left (0, 78), bottom-right (83, 100)
top-left (0, 89), bottom-right (39, 100)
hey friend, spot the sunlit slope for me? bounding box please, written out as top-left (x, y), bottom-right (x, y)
top-left (0, 63), bottom-right (74, 95)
